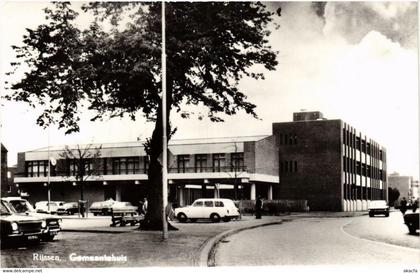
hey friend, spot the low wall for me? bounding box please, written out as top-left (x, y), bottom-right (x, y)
top-left (234, 199), bottom-right (309, 215)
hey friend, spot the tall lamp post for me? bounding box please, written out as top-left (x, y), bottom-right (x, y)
top-left (161, 0), bottom-right (169, 240)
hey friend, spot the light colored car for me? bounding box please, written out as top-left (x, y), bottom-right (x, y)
top-left (368, 200), bottom-right (389, 217)
top-left (89, 199), bottom-right (116, 216)
top-left (34, 201), bottom-right (59, 214)
top-left (174, 198), bottom-right (240, 223)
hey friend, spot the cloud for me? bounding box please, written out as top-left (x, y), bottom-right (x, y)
top-left (323, 2), bottom-right (418, 49)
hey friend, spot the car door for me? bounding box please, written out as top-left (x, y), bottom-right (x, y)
top-left (203, 200), bottom-right (214, 218)
top-left (189, 200), bottom-right (203, 218)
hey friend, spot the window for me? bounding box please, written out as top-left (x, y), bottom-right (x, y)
top-left (213, 154), bottom-right (225, 172)
top-left (231, 153), bottom-right (244, 171)
top-left (70, 160), bottom-right (92, 176)
top-left (177, 155), bottom-right (190, 173)
top-left (112, 157), bottom-right (139, 174)
top-left (356, 137), bottom-right (361, 150)
top-left (204, 201), bottom-right (213, 207)
top-left (144, 156), bottom-right (149, 174)
top-left (280, 133), bottom-right (297, 145)
top-left (195, 154), bottom-right (207, 173)
top-left (193, 201), bottom-right (203, 207)
top-left (280, 161), bottom-right (297, 173)
top-left (215, 201), bottom-right (224, 207)
top-left (26, 161), bottom-right (49, 177)
top-left (356, 161), bottom-right (361, 175)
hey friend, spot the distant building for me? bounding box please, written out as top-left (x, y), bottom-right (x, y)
top-left (388, 172), bottom-right (417, 203)
top-left (272, 111), bottom-right (387, 211)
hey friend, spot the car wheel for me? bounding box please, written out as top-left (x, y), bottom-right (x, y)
top-left (210, 213), bottom-right (221, 223)
top-left (45, 235), bottom-right (55, 242)
top-left (177, 213), bottom-right (188, 223)
top-left (93, 213), bottom-right (98, 216)
top-left (369, 213), bottom-right (374, 217)
top-left (385, 212), bottom-right (389, 217)
top-left (222, 217), bottom-right (231, 222)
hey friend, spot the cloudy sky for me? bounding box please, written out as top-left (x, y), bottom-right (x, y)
top-left (0, 1), bottom-right (418, 179)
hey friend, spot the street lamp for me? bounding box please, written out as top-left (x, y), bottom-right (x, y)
top-left (161, 0), bottom-right (169, 240)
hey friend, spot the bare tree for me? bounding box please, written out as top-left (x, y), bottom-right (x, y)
top-left (59, 144), bottom-right (102, 203)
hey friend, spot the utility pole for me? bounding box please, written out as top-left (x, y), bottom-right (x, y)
top-left (161, 0), bottom-right (168, 240)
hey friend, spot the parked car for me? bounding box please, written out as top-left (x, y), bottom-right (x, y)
top-left (1, 197), bottom-right (61, 241)
top-left (89, 199), bottom-right (116, 216)
top-left (1, 200), bottom-right (45, 247)
top-left (54, 201), bottom-right (67, 215)
top-left (34, 201), bottom-right (59, 214)
top-left (368, 200), bottom-right (389, 217)
top-left (63, 202), bottom-right (79, 215)
top-left (111, 202), bottom-right (137, 212)
top-left (174, 198), bottom-right (240, 223)
top-left (404, 212), bottom-right (419, 234)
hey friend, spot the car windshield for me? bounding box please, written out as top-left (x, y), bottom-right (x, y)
top-left (9, 200), bottom-right (36, 213)
top-left (0, 202), bottom-right (12, 215)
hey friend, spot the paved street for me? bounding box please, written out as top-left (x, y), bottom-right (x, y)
top-left (215, 212), bottom-right (419, 266)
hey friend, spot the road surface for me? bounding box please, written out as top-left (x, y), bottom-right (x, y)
top-left (215, 213), bottom-right (419, 266)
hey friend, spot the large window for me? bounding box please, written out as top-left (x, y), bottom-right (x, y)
top-left (195, 154), bottom-right (207, 173)
top-left (177, 155), bottom-right (190, 173)
top-left (26, 161), bottom-right (48, 177)
top-left (213, 154), bottom-right (226, 172)
top-left (143, 156), bottom-right (149, 174)
top-left (70, 160), bottom-right (93, 176)
top-left (112, 157), bottom-right (139, 174)
top-left (231, 152), bottom-right (244, 172)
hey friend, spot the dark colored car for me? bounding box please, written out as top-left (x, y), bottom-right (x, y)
top-left (63, 202), bottom-right (79, 215)
top-left (1, 197), bottom-right (61, 241)
top-left (1, 200), bottom-right (45, 247)
top-left (404, 213), bottom-right (419, 234)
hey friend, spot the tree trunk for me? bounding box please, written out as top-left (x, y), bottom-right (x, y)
top-left (139, 84), bottom-right (177, 231)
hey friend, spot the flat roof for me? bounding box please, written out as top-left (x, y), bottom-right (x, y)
top-left (27, 135), bottom-right (271, 152)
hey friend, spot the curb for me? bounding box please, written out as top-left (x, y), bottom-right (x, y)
top-left (194, 219), bottom-right (284, 267)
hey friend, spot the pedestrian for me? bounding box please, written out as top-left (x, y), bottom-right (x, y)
top-left (400, 197), bottom-right (407, 215)
top-left (255, 195), bottom-right (263, 219)
top-left (142, 197), bottom-right (148, 215)
top-left (412, 199), bottom-right (418, 213)
top-left (79, 201), bottom-right (85, 218)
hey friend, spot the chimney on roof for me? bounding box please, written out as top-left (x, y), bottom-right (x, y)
top-left (293, 111), bottom-right (325, 121)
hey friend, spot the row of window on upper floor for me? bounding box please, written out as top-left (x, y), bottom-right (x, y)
top-left (343, 156), bottom-right (386, 180)
top-left (280, 161), bottom-right (298, 174)
top-left (279, 133), bottom-right (298, 145)
top-left (342, 128), bottom-right (385, 160)
top-left (24, 152), bottom-right (246, 177)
